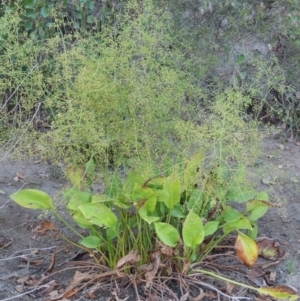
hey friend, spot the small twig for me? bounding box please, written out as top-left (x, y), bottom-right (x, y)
top-left (1, 280), bottom-right (55, 301)
top-left (3, 246), bottom-right (56, 260)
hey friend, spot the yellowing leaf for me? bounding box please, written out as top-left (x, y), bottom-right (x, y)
top-left (258, 285), bottom-right (299, 301)
top-left (235, 232), bottom-right (258, 267)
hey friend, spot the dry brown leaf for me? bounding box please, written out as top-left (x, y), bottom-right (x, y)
top-left (41, 221), bottom-right (55, 230)
top-left (256, 237), bottom-right (285, 261)
top-left (31, 221), bottom-right (56, 239)
top-left (179, 292), bottom-right (189, 301)
top-left (45, 250), bottom-right (56, 274)
top-left (181, 259), bottom-right (190, 275)
top-left (16, 172), bottom-right (26, 179)
top-left (189, 289), bottom-right (205, 301)
top-left (157, 242), bottom-right (173, 257)
top-left (204, 291), bottom-right (217, 299)
top-left (116, 251), bottom-right (140, 269)
top-left (111, 288), bottom-right (129, 301)
top-left (145, 294), bottom-right (159, 301)
top-left (15, 285), bottom-right (25, 293)
top-left (224, 282), bottom-right (236, 295)
top-left (145, 252), bottom-right (161, 288)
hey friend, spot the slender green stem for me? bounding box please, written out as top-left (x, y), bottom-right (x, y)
top-left (193, 269), bottom-right (257, 291)
top-left (53, 210), bottom-right (84, 239)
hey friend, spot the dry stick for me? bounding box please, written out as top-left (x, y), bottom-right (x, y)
top-left (0, 247), bottom-right (57, 262)
top-left (1, 280), bottom-right (56, 301)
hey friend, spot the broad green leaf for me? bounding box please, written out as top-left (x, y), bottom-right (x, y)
top-left (204, 221), bottom-right (219, 237)
top-left (221, 206), bottom-right (242, 223)
top-left (154, 222), bottom-right (179, 247)
top-left (10, 189), bottom-right (54, 210)
top-left (79, 236), bottom-right (102, 248)
top-left (187, 189), bottom-right (204, 211)
top-left (87, 15), bottom-right (94, 24)
top-left (62, 189), bottom-right (91, 202)
top-left (163, 175), bottom-right (181, 209)
top-left (122, 171), bottom-right (146, 197)
top-left (132, 183), bottom-right (154, 202)
top-left (106, 223), bottom-right (119, 240)
top-left (258, 285), bottom-right (299, 301)
top-left (40, 6), bottom-right (48, 18)
top-left (159, 202), bottom-right (167, 216)
top-left (223, 217), bottom-right (252, 234)
top-left (145, 177), bottom-right (167, 189)
top-left (246, 222), bottom-right (258, 240)
top-left (170, 204), bottom-right (186, 218)
top-left (26, 10), bottom-right (37, 19)
top-left (256, 192), bottom-right (269, 201)
top-left (78, 203), bottom-right (117, 228)
top-left (23, 20), bottom-right (33, 30)
top-left (182, 211), bottom-right (204, 248)
top-left (71, 211), bottom-right (93, 228)
top-left (154, 189), bottom-right (169, 203)
top-left (138, 208), bottom-right (161, 224)
top-left (246, 200), bottom-right (269, 221)
top-left (91, 194), bottom-right (110, 203)
top-left (23, 0), bottom-right (36, 9)
top-left (66, 191), bottom-right (92, 212)
top-left (144, 195), bottom-right (157, 212)
top-left (235, 231), bottom-right (258, 267)
top-left (112, 197), bottom-right (131, 209)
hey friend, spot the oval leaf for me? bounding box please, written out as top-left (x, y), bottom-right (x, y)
top-left (221, 206), bottom-right (242, 223)
top-left (235, 231), bottom-right (258, 267)
top-left (79, 236), bottom-right (102, 248)
top-left (154, 222), bottom-right (179, 247)
top-left (182, 211), bottom-right (204, 248)
top-left (72, 211), bottom-right (93, 228)
top-left (78, 203), bottom-right (117, 228)
top-left (23, 0), bottom-right (36, 9)
top-left (163, 175), bottom-right (181, 209)
top-left (204, 221), bottom-right (219, 237)
top-left (10, 189), bottom-right (54, 210)
top-left (223, 217), bottom-right (252, 234)
top-left (40, 6), bottom-right (49, 18)
top-left (138, 208), bottom-right (161, 224)
top-left (246, 200), bottom-right (270, 221)
top-left (66, 191), bottom-right (92, 211)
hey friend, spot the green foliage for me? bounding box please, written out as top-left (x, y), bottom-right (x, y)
top-left (0, 0), bottom-right (121, 38)
top-left (10, 156), bottom-right (273, 269)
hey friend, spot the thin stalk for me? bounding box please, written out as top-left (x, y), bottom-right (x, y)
top-left (192, 269), bottom-right (258, 291)
top-left (53, 210), bottom-right (84, 239)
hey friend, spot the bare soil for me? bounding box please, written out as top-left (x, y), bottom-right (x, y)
top-left (0, 136), bottom-right (300, 301)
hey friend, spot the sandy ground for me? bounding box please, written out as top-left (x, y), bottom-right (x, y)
top-left (0, 136), bottom-right (299, 301)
